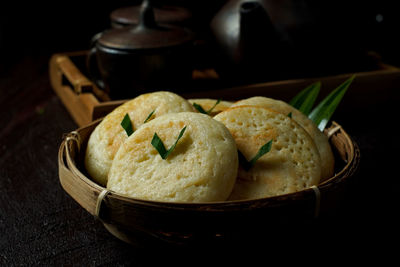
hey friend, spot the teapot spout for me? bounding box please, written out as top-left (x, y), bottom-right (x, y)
top-left (238, 1), bottom-right (278, 63)
top-left (239, 1), bottom-right (276, 41)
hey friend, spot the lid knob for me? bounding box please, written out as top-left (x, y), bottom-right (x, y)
top-left (138, 0), bottom-right (157, 29)
top-left (97, 0), bottom-right (193, 50)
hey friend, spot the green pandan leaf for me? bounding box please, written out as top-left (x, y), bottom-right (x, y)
top-left (309, 75), bottom-right (355, 131)
top-left (239, 140), bottom-right (273, 171)
top-left (192, 103), bottom-right (207, 114)
top-left (193, 99), bottom-right (221, 115)
top-left (289, 81), bottom-right (321, 115)
top-left (206, 99), bottom-right (221, 114)
top-left (151, 126), bottom-right (187, 160)
top-left (143, 109), bottom-right (155, 123)
top-left (121, 113), bottom-right (134, 136)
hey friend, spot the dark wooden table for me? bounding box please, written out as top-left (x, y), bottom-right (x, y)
top-left (1, 55), bottom-right (400, 265)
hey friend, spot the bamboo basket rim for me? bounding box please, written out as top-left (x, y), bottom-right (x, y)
top-left (58, 117), bottom-right (360, 218)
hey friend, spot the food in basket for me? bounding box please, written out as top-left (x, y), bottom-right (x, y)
top-left (214, 106), bottom-right (322, 200)
top-left (83, 74), bottom-right (353, 202)
top-left (84, 91), bottom-right (195, 186)
top-left (107, 112), bottom-right (238, 202)
top-left (231, 96), bottom-right (334, 180)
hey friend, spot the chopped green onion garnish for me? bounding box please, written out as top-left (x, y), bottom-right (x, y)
top-left (289, 81), bottom-right (321, 115)
top-left (239, 140), bottom-right (273, 171)
top-left (151, 126), bottom-right (187, 160)
top-left (287, 112), bottom-right (292, 118)
top-left (143, 109), bottom-right (155, 123)
top-left (308, 75), bottom-right (355, 131)
top-left (121, 113), bottom-right (134, 137)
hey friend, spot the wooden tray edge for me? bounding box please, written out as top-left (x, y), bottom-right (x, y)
top-left (49, 51), bottom-right (400, 127)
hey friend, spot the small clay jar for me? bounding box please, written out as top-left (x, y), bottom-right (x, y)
top-left (87, 0), bottom-right (195, 99)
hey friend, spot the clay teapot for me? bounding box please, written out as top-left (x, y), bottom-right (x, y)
top-left (210, 0), bottom-right (344, 83)
top-left (87, 0), bottom-right (195, 99)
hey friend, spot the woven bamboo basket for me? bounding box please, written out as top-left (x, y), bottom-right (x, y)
top-left (58, 117), bottom-right (360, 247)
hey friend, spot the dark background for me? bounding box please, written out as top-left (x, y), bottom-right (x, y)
top-left (1, 0), bottom-right (400, 265)
top-left (1, 0), bottom-right (400, 72)
top-left (0, 0), bottom-right (226, 73)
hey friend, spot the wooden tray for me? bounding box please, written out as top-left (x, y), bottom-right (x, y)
top-left (49, 51), bottom-right (400, 127)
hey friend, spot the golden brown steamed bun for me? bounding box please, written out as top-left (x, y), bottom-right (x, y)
top-left (231, 96), bottom-right (334, 180)
top-left (85, 91), bottom-right (196, 186)
top-left (107, 112), bottom-right (238, 202)
top-left (188, 98), bottom-right (233, 116)
top-left (214, 106), bottom-right (322, 200)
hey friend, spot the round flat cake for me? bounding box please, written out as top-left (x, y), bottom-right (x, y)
top-left (231, 96), bottom-right (334, 180)
top-left (214, 106), bottom-right (322, 200)
top-left (107, 112), bottom-right (238, 202)
top-left (85, 91), bottom-right (196, 186)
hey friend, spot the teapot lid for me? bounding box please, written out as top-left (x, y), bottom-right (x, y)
top-left (98, 0), bottom-right (194, 50)
top-left (110, 4), bottom-right (192, 27)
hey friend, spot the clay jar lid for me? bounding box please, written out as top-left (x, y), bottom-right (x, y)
top-left (110, 3), bottom-right (192, 27)
top-left (98, 0), bottom-right (194, 51)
